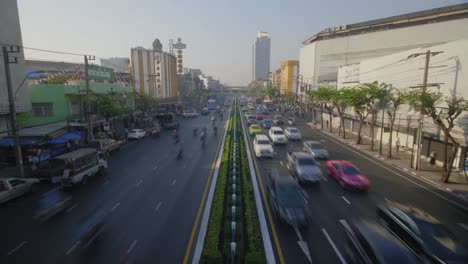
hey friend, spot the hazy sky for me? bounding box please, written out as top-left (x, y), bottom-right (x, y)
top-left (17, 0), bottom-right (466, 86)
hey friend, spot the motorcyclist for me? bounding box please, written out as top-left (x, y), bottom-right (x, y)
top-left (176, 143), bottom-right (183, 159)
top-left (213, 126), bottom-right (218, 136)
top-left (200, 130), bottom-right (206, 145)
top-left (193, 126), bottom-right (198, 136)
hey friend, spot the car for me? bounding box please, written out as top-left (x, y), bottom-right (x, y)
top-left (325, 160), bottom-right (369, 190)
top-left (262, 119), bottom-right (273, 129)
top-left (201, 107), bottom-right (209, 115)
top-left (284, 127), bottom-right (302, 140)
top-left (127, 129), bottom-right (146, 140)
top-left (255, 113), bottom-right (264, 120)
top-left (249, 124), bottom-right (262, 136)
top-left (242, 106), bottom-right (250, 112)
top-left (244, 111), bottom-right (254, 118)
top-left (89, 138), bottom-right (124, 154)
top-left (247, 115), bottom-right (257, 125)
top-left (34, 189), bottom-right (72, 221)
top-left (377, 202), bottom-right (468, 263)
top-left (341, 220), bottom-right (419, 264)
top-left (262, 108), bottom-right (269, 115)
top-left (266, 169), bottom-right (310, 227)
top-left (273, 115), bottom-right (284, 126)
top-left (182, 108), bottom-right (199, 117)
top-left (253, 134), bottom-right (274, 158)
top-left (268, 126), bottom-right (287, 144)
top-left (287, 152), bottom-right (322, 184)
top-left (248, 104), bottom-right (255, 110)
top-left (303, 140), bottom-right (329, 160)
top-left (0, 178), bottom-right (40, 204)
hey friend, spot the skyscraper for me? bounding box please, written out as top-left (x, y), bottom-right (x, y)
top-left (252, 32), bottom-right (270, 81)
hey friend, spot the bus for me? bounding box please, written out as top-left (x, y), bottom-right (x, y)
top-left (156, 113), bottom-right (179, 129)
top-left (207, 99), bottom-right (218, 110)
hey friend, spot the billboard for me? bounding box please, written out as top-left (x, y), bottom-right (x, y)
top-left (87, 65), bottom-right (115, 81)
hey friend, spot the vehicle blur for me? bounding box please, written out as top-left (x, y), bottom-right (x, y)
top-left (287, 152), bottom-right (322, 184)
top-left (303, 140), bottom-right (329, 160)
top-left (34, 188), bottom-right (72, 222)
top-left (284, 127), bottom-right (302, 140)
top-left (325, 160), bottom-right (370, 190)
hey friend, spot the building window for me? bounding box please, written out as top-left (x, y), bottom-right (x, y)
top-left (32, 103), bottom-right (53, 117)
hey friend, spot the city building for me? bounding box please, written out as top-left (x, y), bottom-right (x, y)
top-left (299, 3), bottom-right (468, 89)
top-left (130, 39), bottom-right (178, 100)
top-left (252, 32), bottom-right (271, 81)
top-left (100, 57), bottom-right (130, 73)
top-left (271, 68), bottom-right (281, 89)
top-left (279, 60), bottom-right (299, 95)
top-left (0, 0), bottom-right (31, 137)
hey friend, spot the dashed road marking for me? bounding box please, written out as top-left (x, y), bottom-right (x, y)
top-left (153, 165), bottom-right (158, 171)
top-left (321, 176), bottom-right (328, 182)
top-left (322, 228), bottom-right (346, 264)
top-left (7, 241), bottom-right (27, 256)
top-left (66, 203), bottom-right (79, 213)
top-left (111, 202), bottom-right (120, 212)
top-left (155, 202), bottom-right (162, 212)
top-left (136, 179), bottom-right (143, 186)
top-left (458, 223), bottom-right (468, 231)
top-left (384, 197), bottom-right (392, 203)
top-left (66, 241), bottom-right (80, 255)
top-left (127, 240), bottom-right (137, 254)
top-left (341, 196), bottom-right (351, 205)
top-left (280, 161), bottom-right (284, 166)
top-left (171, 179), bottom-right (177, 186)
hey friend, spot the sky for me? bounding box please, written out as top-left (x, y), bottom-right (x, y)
top-left (17, 0), bottom-right (467, 86)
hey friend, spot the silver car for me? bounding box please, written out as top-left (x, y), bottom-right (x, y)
top-left (287, 152), bottom-right (322, 184)
top-left (303, 140), bottom-right (329, 160)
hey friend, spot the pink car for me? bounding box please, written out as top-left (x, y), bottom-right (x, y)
top-left (325, 160), bottom-right (369, 190)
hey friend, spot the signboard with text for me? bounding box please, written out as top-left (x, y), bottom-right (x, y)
top-left (87, 65), bottom-right (115, 82)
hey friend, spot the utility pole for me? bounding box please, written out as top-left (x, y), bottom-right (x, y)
top-left (3, 46), bottom-right (25, 177)
top-left (84, 55), bottom-right (95, 143)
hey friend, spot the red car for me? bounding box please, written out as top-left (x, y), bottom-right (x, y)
top-left (256, 113), bottom-right (264, 120)
top-left (325, 160), bottom-right (369, 190)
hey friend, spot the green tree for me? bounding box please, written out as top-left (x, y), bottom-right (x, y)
top-left (263, 85), bottom-right (277, 99)
top-left (385, 88), bottom-right (405, 158)
top-left (346, 86), bottom-right (377, 144)
top-left (331, 88), bottom-right (349, 138)
top-left (135, 92), bottom-right (158, 112)
top-left (309, 87), bottom-right (335, 131)
top-left (405, 90), bottom-right (468, 182)
top-left (358, 82), bottom-right (382, 149)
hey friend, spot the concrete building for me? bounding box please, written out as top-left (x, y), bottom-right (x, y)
top-left (299, 3), bottom-right (468, 89)
top-left (0, 0), bottom-right (31, 136)
top-left (252, 32), bottom-right (271, 81)
top-left (130, 39), bottom-right (178, 99)
top-left (279, 60), bottom-right (299, 96)
top-left (100, 57), bottom-right (130, 73)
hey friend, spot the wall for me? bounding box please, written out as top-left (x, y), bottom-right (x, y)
top-left (299, 18), bottom-right (468, 88)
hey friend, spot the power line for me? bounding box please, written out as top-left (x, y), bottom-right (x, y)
top-left (0, 41), bottom-right (89, 57)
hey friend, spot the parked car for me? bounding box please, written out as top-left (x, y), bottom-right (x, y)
top-left (303, 140), bottom-right (329, 160)
top-left (262, 119), bottom-right (273, 129)
top-left (287, 152), bottom-right (322, 184)
top-left (325, 160), bottom-right (369, 190)
top-left (377, 202), bottom-right (468, 263)
top-left (90, 138), bottom-right (124, 154)
top-left (341, 220), bottom-right (419, 264)
top-left (268, 126), bottom-right (287, 144)
top-left (255, 113), bottom-right (264, 120)
top-left (249, 124), bottom-right (263, 136)
top-left (273, 115), bottom-right (284, 126)
top-left (127, 129), bottom-right (146, 140)
top-left (247, 115), bottom-right (257, 125)
top-left (284, 127), bottom-right (302, 140)
top-left (266, 169), bottom-right (310, 227)
top-left (0, 178), bottom-right (39, 204)
top-left (253, 134), bottom-right (274, 158)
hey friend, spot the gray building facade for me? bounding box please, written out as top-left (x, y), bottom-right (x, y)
top-left (252, 32), bottom-right (271, 81)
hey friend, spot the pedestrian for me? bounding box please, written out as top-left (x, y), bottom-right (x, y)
top-left (31, 155), bottom-right (39, 176)
top-left (430, 151), bottom-right (437, 167)
top-left (395, 138), bottom-right (400, 153)
top-left (326, 120), bottom-right (329, 128)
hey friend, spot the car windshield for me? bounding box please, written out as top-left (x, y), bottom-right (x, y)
top-left (277, 184), bottom-right (303, 208)
top-left (309, 143), bottom-right (323, 149)
top-left (263, 120), bottom-right (272, 124)
top-left (273, 130), bottom-right (284, 135)
top-left (289, 129), bottom-right (299, 133)
top-left (251, 126), bottom-right (260, 129)
top-left (298, 158), bottom-right (316, 166)
top-left (342, 166), bottom-right (359, 174)
top-left (248, 116), bottom-right (255, 119)
top-left (130, 130), bottom-right (140, 133)
top-left (258, 140), bottom-right (270, 145)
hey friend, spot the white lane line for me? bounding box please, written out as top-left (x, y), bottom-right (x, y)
top-left (102, 180), bottom-right (110, 186)
top-left (321, 228), bottom-right (347, 264)
top-left (111, 202), bottom-right (120, 212)
top-left (66, 203), bottom-right (79, 213)
top-left (127, 240), bottom-right (137, 254)
top-left (321, 176), bottom-right (328, 182)
top-left (384, 197), bottom-right (392, 203)
top-left (314, 130), bottom-right (468, 211)
top-left (153, 165), bottom-right (158, 171)
top-left (301, 190), bottom-right (310, 200)
top-left (280, 161), bottom-right (284, 166)
top-left (154, 202), bottom-right (162, 212)
top-left (341, 196), bottom-right (351, 205)
top-left (66, 241), bottom-right (80, 255)
top-left (136, 179), bottom-right (143, 186)
top-left (7, 241), bottom-right (27, 256)
top-left (458, 223), bottom-right (468, 231)
top-left (171, 179), bottom-right (176, 186)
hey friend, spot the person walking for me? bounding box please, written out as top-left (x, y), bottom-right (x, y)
top-left (395, 138), bottom-right (400, 153)
top-left (430, 151), bottom-right (437, 167)
top-left (326, 120), bottom-right (329, 128)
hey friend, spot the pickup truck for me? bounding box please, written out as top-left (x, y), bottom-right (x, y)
top-left (89, 139), bottom-right (124, 154)
top-left (0, 178), bottom-right (39, 204)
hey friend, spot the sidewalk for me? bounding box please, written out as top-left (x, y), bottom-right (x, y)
top-left (300, 119), bottom-right (468, 203)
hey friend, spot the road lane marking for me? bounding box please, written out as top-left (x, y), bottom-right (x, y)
top-left (458, 223), bottom-right (468, 231)
top-left (127, 240), bottom-right (137, 254)
top-left (171, 179), bottom-right (177, 186)
top-left (155, 202), bottom-right (162, 212)
top-left (341, 196), bottom-right (351, 205)
top-left (136, 179), bottom-right (143, 186)
top-left (66, 203), bottom-right (79, 213)
top-left (7, 241), bottom-right (27, 256)
top-left (111, 202), bottom-right (120, 212)
top-left (384, 197), bottom-right (392, 203)
top-left (321, 228), bottom-right (347, 264)
top-left (321, 176), bottom-right (328, 182)
top-left (153, 165), bottom-right (158, 171)
top-left (280, 161), bottom-right (284, 166)
top-left (313, 130), bottom-right (468, 212)
top-left (293, 227), bottom-right (312, 263)
top-left (66, 241), bottom-right (80, 255)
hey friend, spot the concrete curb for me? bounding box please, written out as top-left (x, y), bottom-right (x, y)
top-left (307, 123), bottom-right (468, 203)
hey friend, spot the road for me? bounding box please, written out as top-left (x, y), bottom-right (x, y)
top-left (0, 112), bottom-right (226, 264)
top-left (243, 109), bottom-right (468, 264)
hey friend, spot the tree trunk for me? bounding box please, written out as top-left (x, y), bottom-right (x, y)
top-left (370, 112), bottom-right (375, 151)
top-left (387, 118), bottom-right (395, 158)
top-left (320, 110), bottom-right (324, 129)
top-left (442, 132), bottom-right (449, 177)
top-left (329, 112), bottom-right (333, 133)
top-left (341, 115), bottom-right (346, 139)
top-left (442, 142), bottom-right (458, 183)
top-left (357, 119), bottom-right (363, 144)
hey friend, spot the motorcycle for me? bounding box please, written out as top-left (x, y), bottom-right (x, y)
top-left (213, 127), bottom-right (218, 136)
top-left (287, 117), bottom-right (296, 126)
top-left (193, 127), bottom-right (198, 136)
top-left (176, 146), bottom-right (183, 159)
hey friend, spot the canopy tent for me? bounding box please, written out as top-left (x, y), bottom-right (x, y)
top-left (48, 133), bottom-right (81, 144)
top-left (0, 138), bottom-right (41, 147)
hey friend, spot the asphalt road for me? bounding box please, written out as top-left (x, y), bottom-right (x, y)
top-left (243, 109), bottom-right (468, 264)
top-left (0, 112), bottom-right (226, 264)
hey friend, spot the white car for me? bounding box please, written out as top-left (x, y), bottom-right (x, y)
top-left (268, 126), bottom-right (287, 144)
top-left (127, 129), bottom-right (146, 140)
top-left (0, 178), bottom-right (39, 204)
top-left (182, 109), bottom-right (199, 118)
top-left (284, 127), bottom-right (302, 140)
top-left (253, 134), bottom-right (274, 158)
